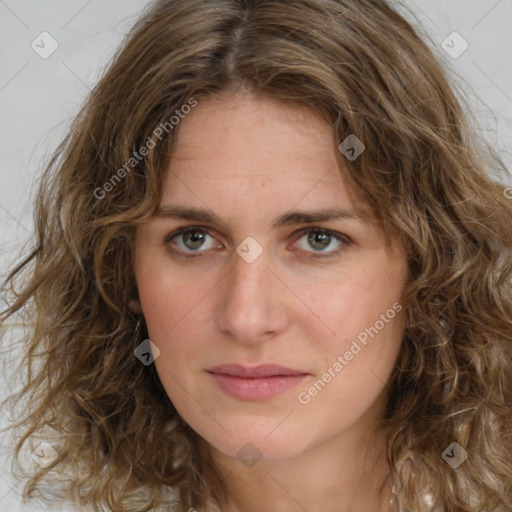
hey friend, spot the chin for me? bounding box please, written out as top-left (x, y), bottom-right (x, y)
top-left (193, 418), bottom-right (308, 463)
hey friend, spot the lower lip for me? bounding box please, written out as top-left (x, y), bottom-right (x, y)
top-left (208, 373), bottom-right (308, 401)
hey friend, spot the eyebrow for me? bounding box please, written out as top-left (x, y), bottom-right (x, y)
top-left (154, 204), bottom-right (370, 230)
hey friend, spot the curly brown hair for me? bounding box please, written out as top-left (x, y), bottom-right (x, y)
top-left (1, 0), bottom-right (512, 511)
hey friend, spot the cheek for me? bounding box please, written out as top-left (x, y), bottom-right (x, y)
top-left (137, 269), bottom-right (209, 399)
top-left (296, 262), bottom-right (404, 340)
top-left (136, 267), bottom-right (222, 411)
top-left (136, 260), bottom-right (214, 340)
top-left (298, 307), bottom-right (404, 425)
top-left (294, 259), bottom-right (406, 392)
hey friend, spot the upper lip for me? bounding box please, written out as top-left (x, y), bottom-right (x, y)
top-left (207, 364), bottom-right (308, 378)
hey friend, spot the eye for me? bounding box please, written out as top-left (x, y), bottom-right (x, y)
top-left (292, 228), bottom-right (350, 256)
top-left (165, 226), bottom-right (221, 253)
top-left (164, 225), bottom-right (351, 260)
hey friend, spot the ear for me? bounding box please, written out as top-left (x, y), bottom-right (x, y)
top-left (128, 298), bottom-right (143, 315)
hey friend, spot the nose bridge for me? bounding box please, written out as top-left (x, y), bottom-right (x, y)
top-left (230, 254), bottom-right (264, 300)
top-left (214, 244), bottom-right (288, 344)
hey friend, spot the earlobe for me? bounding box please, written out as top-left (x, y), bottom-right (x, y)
top-left (128, 298), bottom-right (143, 314)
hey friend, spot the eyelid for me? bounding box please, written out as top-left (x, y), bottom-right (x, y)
top-left (292, 226), bottom-right (351, 242)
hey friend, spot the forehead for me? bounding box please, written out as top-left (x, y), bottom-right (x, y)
top-left (161, 93), bottom-right (364, 210)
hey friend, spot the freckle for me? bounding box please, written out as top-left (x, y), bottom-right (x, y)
top-left (261, 182), bottom-right (266, 187)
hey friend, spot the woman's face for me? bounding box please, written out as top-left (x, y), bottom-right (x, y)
top-left (132, 92), bottom-right (408, 463)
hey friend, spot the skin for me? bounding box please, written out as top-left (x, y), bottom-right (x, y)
top-left (131, 91), bottom-right (408, 512)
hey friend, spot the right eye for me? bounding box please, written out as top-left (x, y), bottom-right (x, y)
top-left (165, 226), bottom-right (222, 255)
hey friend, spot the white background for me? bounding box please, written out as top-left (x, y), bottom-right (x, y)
top-left (1, 1), bottom-right (511, 510)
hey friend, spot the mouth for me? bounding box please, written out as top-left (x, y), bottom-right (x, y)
top-left (206, 364), bottom-right (310, 401)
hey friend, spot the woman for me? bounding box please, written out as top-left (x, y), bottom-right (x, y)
top-left (1, 0), bottom-right (511, 511)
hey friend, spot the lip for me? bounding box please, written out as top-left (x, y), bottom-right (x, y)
top-left (208, 364), bottom-right (306, 378)
top-left (207, 364), bottom-right (309, 401)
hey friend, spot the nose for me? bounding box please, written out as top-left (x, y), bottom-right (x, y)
top-left (214, 245), bottom-right (290, 345)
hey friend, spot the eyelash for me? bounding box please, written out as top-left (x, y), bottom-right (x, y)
top-left (164, 226), bottom-right (352, 260)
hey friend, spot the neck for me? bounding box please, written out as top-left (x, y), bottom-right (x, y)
top-left (207, 425), bottom-right (394, 512)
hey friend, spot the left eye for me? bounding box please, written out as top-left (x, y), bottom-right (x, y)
top-left (294, 229), bottom-right (345, 254)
